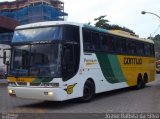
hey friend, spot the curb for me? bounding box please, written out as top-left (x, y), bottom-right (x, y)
top-left (0, 83), bottom-right (8, 86)
top-left (0, 79), bottom-right (8, 86)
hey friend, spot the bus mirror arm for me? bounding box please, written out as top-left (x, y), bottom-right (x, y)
top-left (3, 51), bottom-right (6, 65)
top-left (6, 61), bottom-right (10, 65)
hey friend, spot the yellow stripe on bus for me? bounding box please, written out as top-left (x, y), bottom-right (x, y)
top-left (7, 77), bottom-right (36, 83)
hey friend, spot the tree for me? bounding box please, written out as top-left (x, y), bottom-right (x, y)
top-left (94, 15), bottom-right (110, 29)
top-left (149, 34), bottom-right (160, 59)
top-left (94, 15), bottom-right (136, 36)
top-left (153, 34), bottom-right (160, 41)
top-left (152, 34), bottom-right (160, 52)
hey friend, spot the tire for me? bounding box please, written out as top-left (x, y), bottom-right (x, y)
top-left (136, 75), bottom-right (143, 90)
top-left (80, 80), bottom-right (95, 102)
top-left (142, 74), bottom-right (148, 88)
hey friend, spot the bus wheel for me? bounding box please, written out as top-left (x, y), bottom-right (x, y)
top-left (136, 74), bottom-right (143, 90)
top-left (80, 80), bottom-right (95, 102)
top-left (142, 73), bottom-right (148, 88)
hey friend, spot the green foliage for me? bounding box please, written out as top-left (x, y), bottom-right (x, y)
top-left (153, 34), bottom-right (160, 41)
top-left (152, 34), bottom-right (160, 52)
top-left (94, 15), bottom-right (136, 35)
top-left (94, 15), bottom-right (109, 28)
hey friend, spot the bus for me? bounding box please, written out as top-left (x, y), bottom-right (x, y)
top-left (5, 21), bottom-right (155, 102)
top-left (0, 44), bottom-right (10, 79)
top-left (156, 60), bottom-right (160, 73)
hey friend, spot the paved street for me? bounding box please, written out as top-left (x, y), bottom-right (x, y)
top-left (0, 75), bottom-right (160, 114)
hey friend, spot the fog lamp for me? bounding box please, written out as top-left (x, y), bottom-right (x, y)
top-left (44, 91), bottom-right (53, 96)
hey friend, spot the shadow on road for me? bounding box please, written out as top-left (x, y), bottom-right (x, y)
top-left (94, 85), bottom-right (150, 101)
top-left (18, 86), bottom-right (151, 110)
top-left (18, 99), bottom-right (80, 110)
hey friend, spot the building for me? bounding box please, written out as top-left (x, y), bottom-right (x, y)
top-left (0, 0), bottom-right (68, 44)
top-left (0, 0), bottom-right (67, 24)
top-left (0, 16), bottom-right (19, 44)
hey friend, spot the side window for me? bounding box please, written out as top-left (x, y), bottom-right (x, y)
top-left (150, 44), bottom-right (155, 56)
top-left (92, 32), bottom-right (100, 50)
top-left (144, 43), bottom-right (151, 56)
top-left (120, 38), bottom-right (126, 54)
top-left (83, 29), bottom-right (92, 51)
top-left (64, 25), bottom-right (80, 43)
top-left (100, 34), bottom-right (109, 51)
top-left (115, 37), bottom-right (126, 53)
top-left (100, 34), bottom-right (114, 52)
top-left (126, 40), bottom-right (137, 55)
top-left (136, 42), bottom-right (144, 55)
top-left (83, 29), bottom-right (100, 51)
top-left (108, 36), bottom-right (115, 52)
top-left (126, 41), bottom-right (133, 54)
top-left (132, 41), bottom-right (137, 55)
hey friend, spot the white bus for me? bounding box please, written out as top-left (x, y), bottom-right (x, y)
top-left (0, 44), bottom-right (10, 79)
top-left (6, 21), bottom-right (155, 102)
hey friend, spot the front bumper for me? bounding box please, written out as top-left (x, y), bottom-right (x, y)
top-left (8, 86), bottom-right (67, 101)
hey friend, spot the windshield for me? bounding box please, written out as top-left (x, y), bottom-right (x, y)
top-left (10, 25), bottom-right (80, 77)
top-left (12, 27), bottom-right (62, 43)
top-left (10, 44), bottom-right (61, 77)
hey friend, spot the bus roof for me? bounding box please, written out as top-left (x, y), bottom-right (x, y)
top-left (108, 30), bottom-right (154, 44)
top-left (83, 24), bottom-right (154, 44)
top-left (15, 21), bottom-right (154, 44)
top-left (15, 21), bottom-right (82, 30)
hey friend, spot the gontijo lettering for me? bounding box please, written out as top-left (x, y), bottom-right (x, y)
top-left (124, 58), bottom-right (142, 65)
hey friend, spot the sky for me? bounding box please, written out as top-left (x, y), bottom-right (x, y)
top-left (1, 0), bottom-right (160, 38)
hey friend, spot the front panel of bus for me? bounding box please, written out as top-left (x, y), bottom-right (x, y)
top-left (7, 24), bottom-right (81, 101)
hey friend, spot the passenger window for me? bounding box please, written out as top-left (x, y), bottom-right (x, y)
top-left (92, 32), bottom-right (100, 50)
top-left (108, 36), bottom-right (115, 52)
top-left (150, 44), bottom-right (155, 56)
top-left (115, 37), bottom-right (126, 53)
top-left (100, 34), bottom-right (109, 51)
top-left (83, 30), bottom-right (92, 51)
top-left (126, 41), bottom-right (136, 54)
top-left (144, 44), bottom-right (151, 56)
top-left (136, 42), bottom-right (144, 55)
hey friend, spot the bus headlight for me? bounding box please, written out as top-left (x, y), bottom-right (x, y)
top-left (48, 92), bottom-right (53, 96)
top-left (8, 89), bottom-right (15, 94)
top-left (8, 89), bottom-right (16, 96)
top-left (8, 89), bottom-right (13, 94)
top-left (41, 83), bottom-right (59, 88)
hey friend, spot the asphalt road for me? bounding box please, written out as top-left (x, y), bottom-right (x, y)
top-left (0, 75), bottom-right (160, 117)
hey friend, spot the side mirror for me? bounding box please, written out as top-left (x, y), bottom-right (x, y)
top-left (3, 49), bottom-right (11, 65)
